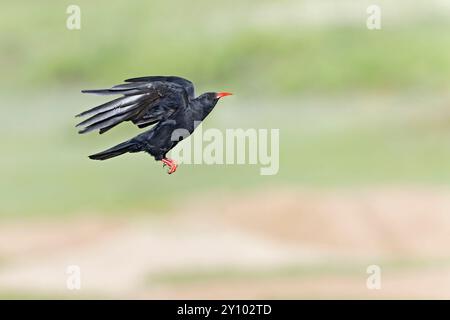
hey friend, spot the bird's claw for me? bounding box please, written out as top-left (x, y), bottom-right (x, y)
top-left (161, 158), bottom-right (177, 174)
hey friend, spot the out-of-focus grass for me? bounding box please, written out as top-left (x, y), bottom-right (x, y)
top-left (0, 292), bottom-right (59, 300)
top-left (1, 1), bottom-right (450, 94)
top-left (1, 1), bottom-right (449, 216)
top-left (147, 257), bottom-right (450, 285)
top-left (0, 92), bottom-right (449, 217)
top-left (0, 291), bottom-right (104, 300)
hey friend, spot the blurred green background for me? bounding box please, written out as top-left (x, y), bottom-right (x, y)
top-left (1, 0), bottom-right (449, 217)
top-left (0, 0), bottom-right (450, 299)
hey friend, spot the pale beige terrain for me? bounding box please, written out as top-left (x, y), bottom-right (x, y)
top-left (0, 187), bottom-right (449, 299)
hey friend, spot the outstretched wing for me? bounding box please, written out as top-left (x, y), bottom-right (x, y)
top-left (125, 76), bottom-right (195, 98)
top-left (76, 77), bottom-right (193, 134)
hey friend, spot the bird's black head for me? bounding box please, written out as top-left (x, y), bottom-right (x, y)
top-left (193, 91), bottom-right (233, 119)
top-left (197, 92), bottom-right (233, 105)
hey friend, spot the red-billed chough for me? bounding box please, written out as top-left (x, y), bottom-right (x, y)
top-left (76, 76), bottom-right (232, 174)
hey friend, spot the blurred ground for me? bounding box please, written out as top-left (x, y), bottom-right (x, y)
top-left (0, 187), bottom-right (449, 299)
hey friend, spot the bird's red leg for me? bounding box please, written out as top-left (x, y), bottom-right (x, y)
top-left (161, 158), bottom-right (178, 174)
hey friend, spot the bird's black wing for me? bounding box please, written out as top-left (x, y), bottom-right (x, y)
top-left (124, 76), bottom-right (195, 98)
top-left (76, 79), bottom-right (190, 134)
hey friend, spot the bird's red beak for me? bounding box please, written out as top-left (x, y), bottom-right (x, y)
top-left (216, 92), bottom-right (233, 99)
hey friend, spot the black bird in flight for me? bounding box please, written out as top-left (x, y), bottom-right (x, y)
top-left (76, 76), bottom-right (232, 174)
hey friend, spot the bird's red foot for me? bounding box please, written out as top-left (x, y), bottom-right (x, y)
top-left (161, 158), bottom-right (178, 174)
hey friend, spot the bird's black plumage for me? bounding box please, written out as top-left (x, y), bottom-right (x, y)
top-left (76, 76), bottom-right (232, 173)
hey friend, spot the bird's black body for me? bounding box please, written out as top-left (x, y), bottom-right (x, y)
top-left (76, 76), bottom-right (231, 173)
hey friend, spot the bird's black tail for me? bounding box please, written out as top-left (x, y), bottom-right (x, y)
top-left (89, 140), bottom-right (139, 160)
